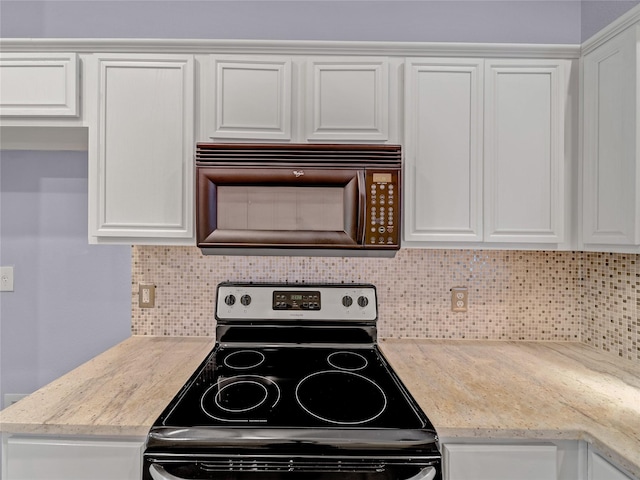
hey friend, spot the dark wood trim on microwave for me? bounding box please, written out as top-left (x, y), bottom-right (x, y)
top-left (196, 168), bottom-right (362, 248)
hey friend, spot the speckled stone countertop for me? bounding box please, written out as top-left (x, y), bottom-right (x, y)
top-left (0, 336), bottom-right (215, 437)
top-left (379, 339), bottom-right (640, 478)
top-left (1, 337), bottom-right (638, 477)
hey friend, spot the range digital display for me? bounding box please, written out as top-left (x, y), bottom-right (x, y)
top-left (273, 291), bottom-right (321, 311)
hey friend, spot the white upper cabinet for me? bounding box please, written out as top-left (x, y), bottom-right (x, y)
top-left (582, 25), bottom-right (640, 252)
top-left (85, 53), bottom-right (195, 244)
top-left (405, 57), bottom-right (571, 248)
top-left (305, 57), bottom-right (389, 141)
top-left (205, 56), bottom-right (293, 141)
top-left (404, 58), bottom-right (484, 242)
top-left (201, 55), bottom-right (392, 143)
top-left (484, 59), bottom-right (568, 243)
top-left (0, 53), bottom-right (79, 117)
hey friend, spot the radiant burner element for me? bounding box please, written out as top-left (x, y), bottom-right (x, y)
top-left (201, 375), bottom-right (281, 422)
top-left (295, 370), bottom-right (387, 425)
top-left (224, 350), bottom-right (265, 370)
top-left (215, 380), bottom-right (267, 412)
top-left (327, 351), bottom-right (368, 371)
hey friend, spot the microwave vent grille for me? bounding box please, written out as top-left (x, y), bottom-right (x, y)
top-left (196, 143), bottom-right (401, 168)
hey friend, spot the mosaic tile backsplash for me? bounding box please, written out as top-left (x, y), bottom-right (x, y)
top-left (131, 247), bottom-right (639, 363)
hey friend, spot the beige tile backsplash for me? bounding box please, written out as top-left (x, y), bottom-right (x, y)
top-left (131, 247), bottom-right (639, 363)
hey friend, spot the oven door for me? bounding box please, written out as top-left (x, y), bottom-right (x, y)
top-left (145, 456), bottom-right (440, 480)
top-left (196, 167), bottom-right (364, 249)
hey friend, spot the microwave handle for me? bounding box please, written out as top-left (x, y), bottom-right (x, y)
top-left (357, 171), bottom-right (366, 243)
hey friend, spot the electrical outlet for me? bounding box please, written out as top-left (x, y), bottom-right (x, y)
top-left (139, 284), bottom-right (156, 308)
top-left (451, 287), bottom-right (468, 312)
top-left (1, 266), bottom-right (14, 292)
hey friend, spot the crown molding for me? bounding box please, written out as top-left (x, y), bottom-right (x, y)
top-left (0, 38), bottom-right (580, 59)
top-left (582, 3), bottom-right (640, 56)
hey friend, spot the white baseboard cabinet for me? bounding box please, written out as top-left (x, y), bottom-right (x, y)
top-left (442, 440), bottom-right (636, 480)
top-left (2, 435), bottom-right (145, 480)
top-left (443, 443), bottom-right (559, 480)
top-left (589, 447), bottom-right (634, 480)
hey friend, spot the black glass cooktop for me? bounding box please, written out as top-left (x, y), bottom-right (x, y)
top-left (157, 346), bottom-right (430, 430)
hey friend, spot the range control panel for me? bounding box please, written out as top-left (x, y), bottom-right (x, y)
top-left (216, 283), bottom-right (377, 322)
top-left (273, 291), bottom-right (321, 310)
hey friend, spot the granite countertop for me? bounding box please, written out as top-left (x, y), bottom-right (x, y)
top-left (0, 336), bottom-right (215, 437)
top-left (0, 337), bottom-right (638, 477)
top-left (379, 339), bottom-right (640, 478)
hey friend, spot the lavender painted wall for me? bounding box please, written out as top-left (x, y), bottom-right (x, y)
top-left (582, 1), bottom-right (640, 41)
top-left (0, 0), bottom-right (637, 409)
top-left (0, 151), bottom-right (130, 406)
top-left (4, 1), bottom-right (639, 45)
top-left (0, 0), bottom-right (582, 44)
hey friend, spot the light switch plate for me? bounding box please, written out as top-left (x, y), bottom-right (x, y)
top-left (0, 266), bottom-right (14, 292)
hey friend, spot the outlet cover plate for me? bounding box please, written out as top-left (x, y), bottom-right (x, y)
top-left (451, 287), bottom-right (468, 312)
top-left (139, 283), bottom-right (156, 308)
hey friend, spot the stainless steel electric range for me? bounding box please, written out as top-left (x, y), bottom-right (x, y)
top-left (143, 283), bottom-right (441, 480)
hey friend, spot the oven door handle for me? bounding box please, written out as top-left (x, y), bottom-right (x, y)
top-left (406, 466), bottom-right (437, 480)
top-left (149, 464), bottom-right (189, 480)
top-left (149, 463), bottom-right (437, 480)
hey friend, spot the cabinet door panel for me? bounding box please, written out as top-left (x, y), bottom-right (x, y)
top-left (306, 57), bottom-right (389, 141)
top-left (589, 450), bottom-right (633, 480)
top-left (485, 60), bottom-right (566, 243)
top-left (444, 443), bottom-right (557, 480)
top-left (583, 26), bottom-right (640, 246)
top-left (404, 59), bottom-right (483, 242)
top-left (89, 54), bottom-right (194, 240)
top-left (209, 56), bottom-right (292, 140)
top-left (0, 53), bottom-right (78, 117)
top-left (6, 437), bottom-right (143, 480)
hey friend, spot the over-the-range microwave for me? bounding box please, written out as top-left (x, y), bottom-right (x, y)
top-left (195, 143), bottom-right (401, 257)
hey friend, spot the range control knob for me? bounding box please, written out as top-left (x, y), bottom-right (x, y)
top-left (357, 296), bottom-right (369, 308)
top-left (342, 295), bottom-right (353, 307)
top-left (224, 294), bottom-right (236, 306)
top-left (240, 294), bottom-right (252, 306)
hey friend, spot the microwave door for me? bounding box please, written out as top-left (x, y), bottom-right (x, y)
top-left (196, 168), bottom-right (361, 249)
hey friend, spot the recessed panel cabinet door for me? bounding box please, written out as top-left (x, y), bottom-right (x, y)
top-left (0, 53), bottom-right (78, 117)
top-left (404, 58), bottom-right (483, 242)
top-left (444, 443), bottom-right (558, 480)
top-left (305, 57), bottom-right (389, 141)
top-left (207, 56), bottom-right (292, 140)
top-left (484, 59), bottom-right (568, 243)
top-left (583, 25), bottom-right (640, 248)
top-left (5, 436), bottom-right (144, 480)
top-left (589, 449), bottom-right (634, 480)
top-left (87, 54), bottom-right (194, 243)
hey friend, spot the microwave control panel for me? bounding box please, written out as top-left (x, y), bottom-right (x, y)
top-left (365, 170), bottom-right (400, 248)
